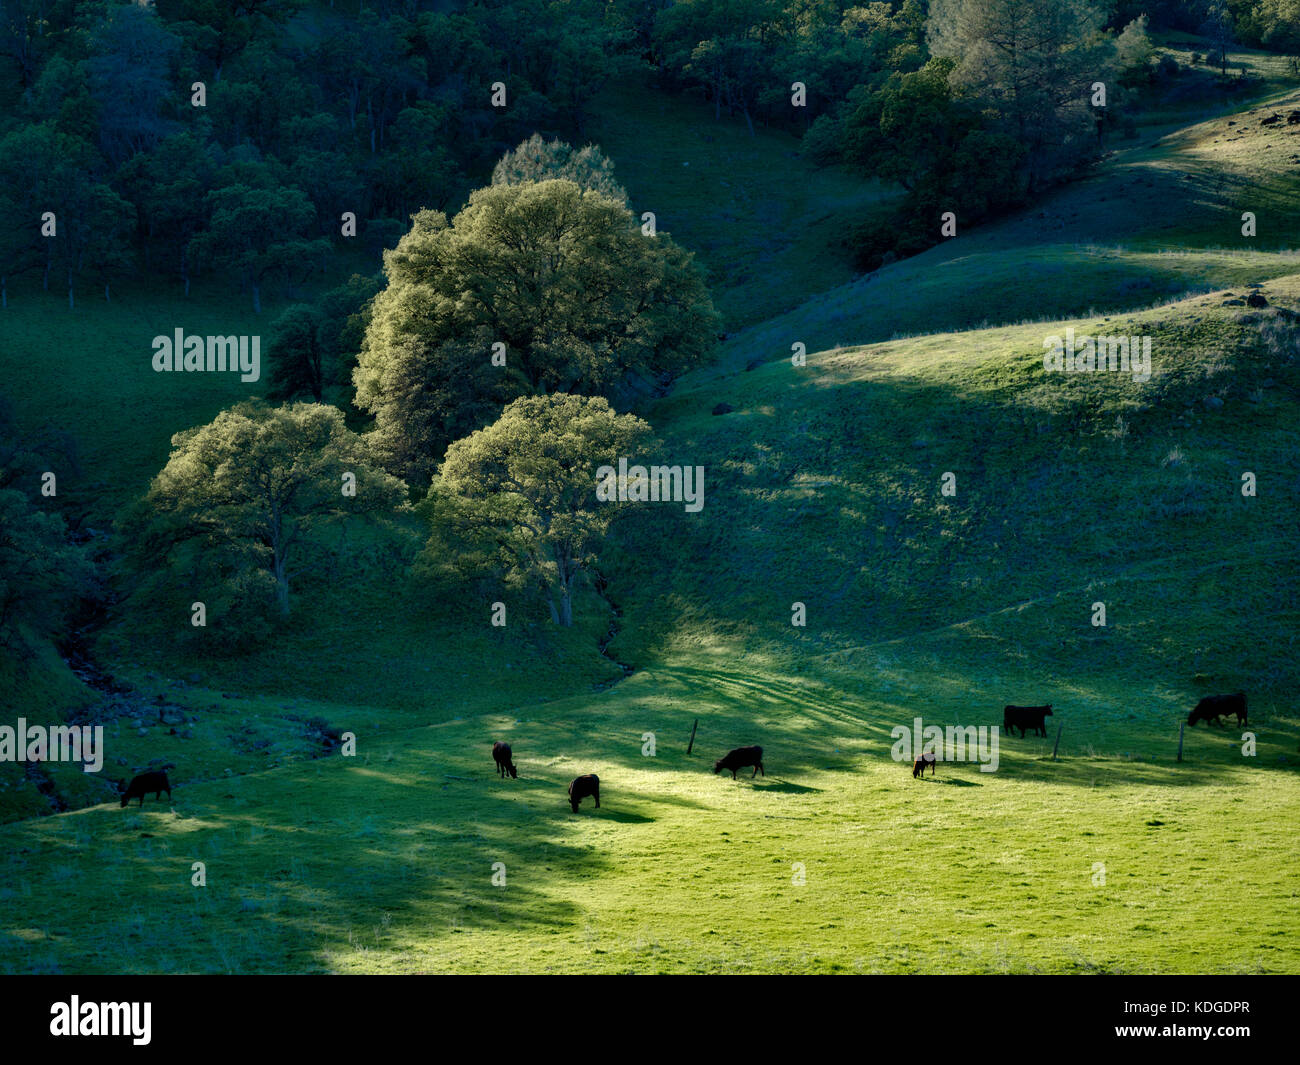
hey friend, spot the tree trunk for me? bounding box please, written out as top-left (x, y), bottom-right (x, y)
top-left (273, 550), bottom-right (290, 616)
top-left (559, 588), bottom-right (573, 627)
top-left (252, 281), bottom-right (261, 314)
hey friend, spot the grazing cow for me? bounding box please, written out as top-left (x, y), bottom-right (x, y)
top-left (1188, 693), bottom-right (1248, 728)
top-left (912, 752), bottom-right (936, 778)
top-left (492, 741), bottom-right (518, 779)
top-left (568, 774), bottom-right (600, 813)
top-left (713, 745), bottom-right (764, 780)
top-left (120, 771), bottom-right (171, 808)
top-left (1003, 704), bottom-right (1053, 738)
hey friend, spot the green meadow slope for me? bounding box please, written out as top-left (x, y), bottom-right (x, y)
top-left (0, 72), bottom-right (1298, 975)
top-left (704, 87), bottom-right (1300, 380)
top-left (2, 276), bottom-right (1296, 973)
top-left (3, 662), bottom-right (1296, 975)
top-left (585, 81), bottom-right (897, 331)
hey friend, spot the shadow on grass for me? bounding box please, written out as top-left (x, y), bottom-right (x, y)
top-left (584, 808), bottom-right (655, 824)
top-left (749, 780), bottom-right (820, 794)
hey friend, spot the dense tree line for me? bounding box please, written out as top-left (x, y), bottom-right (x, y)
top-left (2, 1), bottom-right (1294, 298)
top-left (0, 0), bottom-right (628, 308)
top-left (0, 398), bottom-right (95, 653)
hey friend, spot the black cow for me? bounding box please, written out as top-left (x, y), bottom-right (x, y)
top-left (568, 774), bottom-right (600, 813)
top-left (1188, 693), bottom-right (1248, 727)
top-left (1003, 704), bottom-right (1053, 738)
top-left (912, 752), bottom-right (936, 778)
top-left (120, 771), bottom-right (171, 808)
top-left (714, 745), bottom-right (764, 779)
top-left (492, 741), bottom-right (518, 779)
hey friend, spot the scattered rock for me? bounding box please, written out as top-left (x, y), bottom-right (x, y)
top-left (136, 728), bottom-right (148, 737)
top-left (712, 402), bottom-right (734, 415)
top-left (1246, 291), bottom-right (1268, 307)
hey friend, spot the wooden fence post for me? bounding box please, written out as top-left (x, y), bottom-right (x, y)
top-left (687, 718), bottom-right (699, 755)
top-left (1176, 722), bottom-right (1185, 763)
top-left (1052, 724), bottom-right (1063, 761)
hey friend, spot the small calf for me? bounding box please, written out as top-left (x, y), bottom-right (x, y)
top-left (912, 752), bottom-right (936, 778)
top-left (714, 745), bottom-right (764, 780)
top-left (492, 741), bottom-right (518, 779)
top-left (120, 771), bottom-right (171, 808)
top-left (568, 774), bottom-right (600, 813)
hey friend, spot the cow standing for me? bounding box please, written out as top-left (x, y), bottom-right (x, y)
top-left (568, 774), bottom-right (600, 812)
top-left (713, 745), bottom-right (764, 779)
top-left (1003, 704), bottom-right (1053, 737)
top-left (1188, 693), bottom-right (1248, 727)
top-left (912, 752), bottom-right (936, 778)
top-left (492, 741), bottom-right (518, 779)
top-left (120, 771), bottom-right (171, 808)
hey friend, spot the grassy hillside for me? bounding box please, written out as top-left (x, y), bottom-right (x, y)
top-left (0, 53), bottom-right (1297, 976)
top-left (2, 657), bottom-right (1296, 975)
top-left (2, 277), bottom-right (1296, 973)
top-left (586, 80), bottom-right (897, 331)
top-left (614, 279), bottom-right (1300, 686)
top-left (705, 88), bottom-right (1300, 380)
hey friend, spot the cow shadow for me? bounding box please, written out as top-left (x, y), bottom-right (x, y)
top-left (585, 808), bottom-right (655, 824)
top-left (749, 779), bottom-right (819, 794)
